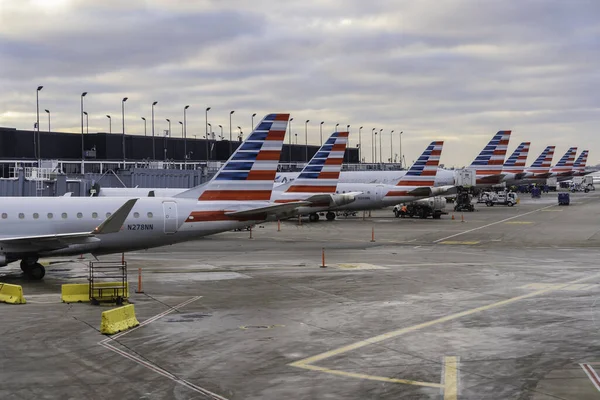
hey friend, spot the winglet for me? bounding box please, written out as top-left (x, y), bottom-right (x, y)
top-left (93, 199), bottom-right (138, 235)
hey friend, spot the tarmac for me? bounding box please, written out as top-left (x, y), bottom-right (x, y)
top-left (1, 190), bottom-right (600, 400)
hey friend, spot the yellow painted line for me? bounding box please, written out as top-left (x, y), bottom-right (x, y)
top-left (520, 283), bottom-right (597, 291)
top-left (444, 356), bottom-right (459, 400)
top-left (505, 221), bottom-right (533, 224)
top-left (439, 241), bottom-right (480, 245)
top-left (296, 362), bottom-right (443, 388)
top-left (434, 204), bottom-right (555, 243)
top-left (290, 272), bottom-right (600, 377)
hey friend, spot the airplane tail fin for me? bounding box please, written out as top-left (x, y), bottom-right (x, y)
top-left (555, 147), bottom-right (578, 167)
top-left (530, 146), bottom-right (555, 168)
top-left (175, 113), bottom-right (289, 201)
top-left (469, 130), bottom-right (511, 171)
top-left (504, 142), bottom-right (530, 168)
top-left (574, 150), bottom-right (589, 169)
top-left (285, 131), bottom-right (348, 193)
top-left (396, 141), bottom-right (443, 187)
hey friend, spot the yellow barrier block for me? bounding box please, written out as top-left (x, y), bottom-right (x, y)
top-left (62, 282), bottom-right (129, 303)
top-left (100, 304), bottom-right (139, 335)
top-left (0, 283), bottom-right (26, 304)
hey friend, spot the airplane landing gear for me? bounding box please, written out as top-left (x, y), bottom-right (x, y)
top-left (20, 259), bottom-right (46, 280)
top-left (326, 211), bottom-right (336, 221)
top-left (309, 213), bottom-right (320, 222)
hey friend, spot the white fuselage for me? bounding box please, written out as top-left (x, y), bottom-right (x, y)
top-left (275, 169), bottom-right (456, 187)
top-left (0, 197), bottom-right (268, 260)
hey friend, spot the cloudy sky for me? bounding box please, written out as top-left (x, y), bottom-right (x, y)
top-left (1, 0), bottom-right (598, 166)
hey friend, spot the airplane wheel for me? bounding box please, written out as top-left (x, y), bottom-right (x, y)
top-left (326, 212), bottom-right (336, 221)
top-left (309, 213), bottom-right (320, 222)
top-left (24, 263), bottom-right (46, 280)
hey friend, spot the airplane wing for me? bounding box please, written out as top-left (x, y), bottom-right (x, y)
top-left (225, 201), bottom-right (310, 219)
top-left (0, 199), bottom-right (138, 251)
top-left (406, 187), bottom-right (434, 197)
top-left (304, 192), bottom-right (361, 207)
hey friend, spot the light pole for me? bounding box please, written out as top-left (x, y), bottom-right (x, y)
top-left (184, 105), bottom-right (189, 167)
top-left (379, 129), bottom-right (383, 163)
top-left (218, 124), bottom-right (223, 140)
top-left (141, 117), bottom-right (146, 136)
top-left (399, 131), bottom-right (403, 168)
top-left (80, 91), bottom-right (87, 172)
top-left (295, 133), bottom-right (298, 145)
top-left (252, 113), bottom-right (256, 131)
top-left (36, 86), bottom-right (43, 161)
top-left (179, 121), bottom-right (184, 161)
top-left (83, 111), bottom-right (89, 134)
top-left (166, 118), bottom-right (171, 137)
top-left (237, 126), bottom-right (242, 139)
top-left (205, 107), bottom-right (211, 141)
top-left (390, 130), bottom-right (394, 163)
top-left (106, 115), bottom-right (112, 133)
top-left (371, 128), bottom-right (376, 163)
top-left (208, 123), bottom-right (212, 139)
top-left (304, 119), bottom-right (309, 162)
top-left (151, 101), bottom-right (158, 159)
top-left (346, 125), bottom-right (350, 163)
top-left (359, 126), bottom-right (363, 163)
top-left (375, 131), bottom-right (381, 163)
top-left (320, 121), bottom-right (324, 144)
top-left (229, 110), bottom-right (235, 154)
top-left (335, 123), bottom-right (339, 132)
top-left (45, 109), bottom-right (50, 133)
top-left (122, 97), bottom-right (128, 167)
top-left (288, 117), bottom-right (293, 163)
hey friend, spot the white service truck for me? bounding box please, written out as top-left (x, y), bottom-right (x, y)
top-left (482, 190), bottom-right (518, 207)
top-left (394, 196), bottom-right (447, 219)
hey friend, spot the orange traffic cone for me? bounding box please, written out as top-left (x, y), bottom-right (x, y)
top-left (451, 214), bottom-right (455, 220)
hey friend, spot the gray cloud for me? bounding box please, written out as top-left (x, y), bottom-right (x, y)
top-left (0, 0), bottom-right (598, 166)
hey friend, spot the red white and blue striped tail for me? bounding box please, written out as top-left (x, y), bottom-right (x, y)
top-left (503, 142), bottom-right (530, 172)
top-left (286, 131), bottom-right (348, 193)
top-left (469, 130), bottom-right (511, 176)
top-left (573, 150), bottom-right (589, 174)
top-left (551, 147), bottom-right (577, 175)
top-left (177, 113), bottom-right (289, 201)
top-left (396, 141), bottom-right (444, 187)
top-left (530, 146), bottom-right (555, 168)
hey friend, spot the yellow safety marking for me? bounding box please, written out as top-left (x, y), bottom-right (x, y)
top-left (239, 324), bottom-right (285, 330)
top-left (444, 356), bottom-right (459, 400)
top-left (290, 272), bottom-right (600, 387)
top-left (505, 221), bottom-right (533, 224)
top-left (521, 283), bottom-right (597, 291)
top-left (439, 241), bottom-right (480, 245)
top-left (336, 263), bottom-right (388, 270)
top-left (295, 362), bottom-right (443, 388)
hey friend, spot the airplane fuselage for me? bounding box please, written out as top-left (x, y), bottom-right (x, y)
top-left (0, 197), bottom-right (267, 262)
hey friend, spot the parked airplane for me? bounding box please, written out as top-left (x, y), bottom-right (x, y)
top-left (272, 131), bottom-right (359, 221)
top-left (501, 142), bottom-right (530, 181)
top-left (549, 147), bottom-right (578, 177)
top-left (572, 150), bottom-right (589, 176)
top-left (522, 146), bottom-right (555, 179)
top-left (467, 130), bottom-right (511, 185)
top-left (324, 141), bottom-right (453, 215)
top-left (0, 113), bottom-right (306, 280)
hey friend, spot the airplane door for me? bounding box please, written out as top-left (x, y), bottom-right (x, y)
top-left (163, 201), bottom-right (178, 234)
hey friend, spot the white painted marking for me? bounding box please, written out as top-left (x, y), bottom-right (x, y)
top-left (580, 364), bottom-right (600, 392)
top-left (98, 296), bottom-right (228, 399)
top-left (433, 204), bottom-right (555, 243)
